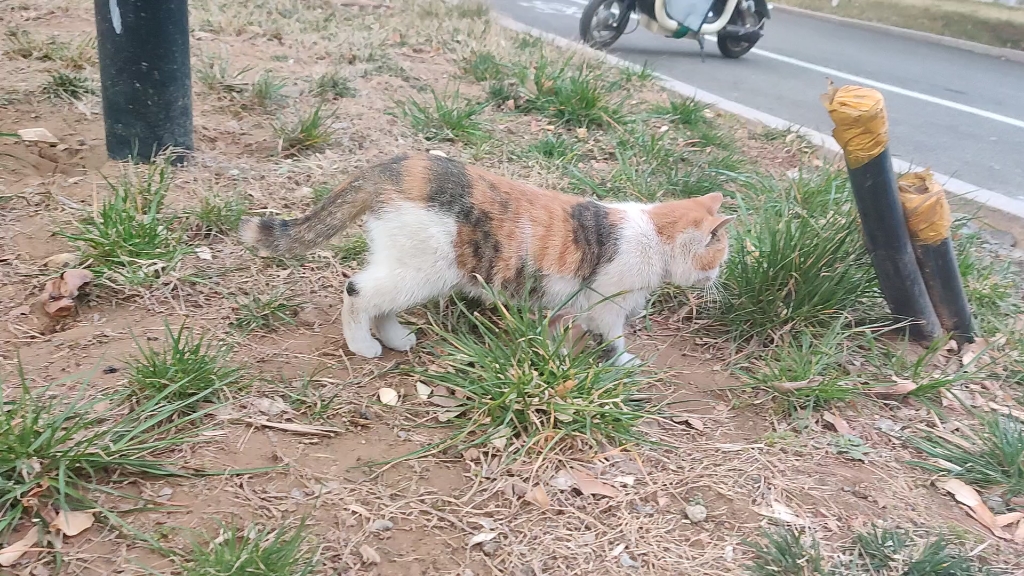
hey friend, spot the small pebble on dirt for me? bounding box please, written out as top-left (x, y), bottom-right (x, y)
top-left (481, 540), bottom-right (500, 556)
top-left (370, 519), bottom-right (394, 532)
top-left (685, 504), bottom-right (708, 523)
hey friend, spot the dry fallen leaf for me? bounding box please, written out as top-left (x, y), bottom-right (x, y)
top-left (752, 500), bottom-right (807, 526)
top-left (935, 478), bottom-right (1009, 539)
top-left (0, 526), bottom-right (39, 567)
top-left (865, 377), bottom-right (917, 396)
top-left (41, 253), bottom-right (79, 269)
top-left (40, 268), bottom-right (94, 318)
top-left (553, 379), bottom-right (575, 398)
top-left (525, 485), bottom-right (550, 509)
top-left (822, 411), bottom-right (855, 435)
top-left (961, 338), bottom-right (990, 366)
top-left (468, 532), bottom-right (498, 546)
top-left (570, 469), bottom-right (621, 498)
top-left (995, 512), bottom-right (1024, 527)
top-left (49, 509), bottom-right (95, 537)
top-left (359, 544), bottom-right (381, 564)
top-left (348, 504), bottom-right (371, 518)
top-left (194, 246), bottom-right (213, 260)
top-left (428, 395), bottom-right (461, 408)
top-left (415, 381), bottom-right (432, 401)
top-left (772, 377), bottom-right (822, 393)
top-left (436, 409), bottom-right (463, 423)
top-left (377, 387), bottom-right (399, 406)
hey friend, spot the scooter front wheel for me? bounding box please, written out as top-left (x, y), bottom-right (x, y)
top-left (579, 0), bottom-right (629, 50)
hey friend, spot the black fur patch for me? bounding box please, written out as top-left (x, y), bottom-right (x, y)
top-left (569, 200), bottom-right (618, 280)
top-left (375, 153), bottom-right (408, 188)
top-left (463, 209), bottom-right (500, 283)
top-left (426, 155), bottom-right (474, 221)
top-left (426, 156), bottom-right (505, 284)
top-left (346, 280), bottom-right (359, 297)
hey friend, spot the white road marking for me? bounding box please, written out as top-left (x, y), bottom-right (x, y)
top-left (749, 48), bottom-right (1024, 130)
top-left (518, 0), bottom-right (1024, 130)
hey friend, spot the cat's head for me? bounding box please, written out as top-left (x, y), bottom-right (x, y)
top-left (648, 192), bottom-right (735, 288)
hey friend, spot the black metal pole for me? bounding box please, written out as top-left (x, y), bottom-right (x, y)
top-left (896, 171), bottom-right (976, 343)
top-left (823, 84), bottom-right (942, 343)
top-left (93, 0), bottom-right (194, 164)
top-left (913, 239), bottom-right (975, 344)
top-left (845, 151), bottom-right (943, 342)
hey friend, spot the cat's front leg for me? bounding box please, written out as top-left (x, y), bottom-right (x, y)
top-left (585, 307), bottom-right (640, 366)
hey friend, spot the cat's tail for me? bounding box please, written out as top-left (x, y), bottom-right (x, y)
top-left (239, 174), bottom-right (377, 257)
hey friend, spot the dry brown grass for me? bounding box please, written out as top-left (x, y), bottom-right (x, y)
top-left (2, 0), bottom-right (1024, 575)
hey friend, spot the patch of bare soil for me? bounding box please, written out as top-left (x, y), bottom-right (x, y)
top-left (2, 1), bottom-right (1022, 575)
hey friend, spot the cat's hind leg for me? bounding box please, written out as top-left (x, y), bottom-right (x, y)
top-left (341, 273), bottom-right (384, 359)
top-left (373, 312), bottom-right (416, 351)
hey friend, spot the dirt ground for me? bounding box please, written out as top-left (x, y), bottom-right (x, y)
top-left (2, 0), bottom-right (1023, 575)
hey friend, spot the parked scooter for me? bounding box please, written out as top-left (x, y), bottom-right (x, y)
top-left (579, 0), bottom-right (770, 59)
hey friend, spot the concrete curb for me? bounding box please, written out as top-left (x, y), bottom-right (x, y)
top-left (493, 13), bottom-right (1024, 226)
top-left (769, 5), bottom-right (1024, 65)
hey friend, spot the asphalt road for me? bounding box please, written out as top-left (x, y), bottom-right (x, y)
top-left (492, 0), bottom-right (1024, 199)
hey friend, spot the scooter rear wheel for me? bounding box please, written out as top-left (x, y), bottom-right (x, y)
top-left (717, 33), bottom-right (759, 58)
top-left (579, 0), bottom-right (629, 50)
top-left (716, 9), bottom-right (765, 59)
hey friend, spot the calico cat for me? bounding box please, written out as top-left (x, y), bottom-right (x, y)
top-left (240, 153), bottom-right (734, 365)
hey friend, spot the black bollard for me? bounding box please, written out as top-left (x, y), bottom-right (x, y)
top-left (898, 171), bottom-right (976, 344)
top-left (823, 84), bottom-right (942, 343)
top-left (93, 0), bottom-right (194, 164)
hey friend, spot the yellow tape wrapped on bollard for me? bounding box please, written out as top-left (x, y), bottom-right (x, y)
top-left (820, 82), bottom-right (889, 169)
top-left (897, 170), bottom-right (953, 246)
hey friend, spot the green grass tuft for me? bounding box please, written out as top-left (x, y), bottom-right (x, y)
top-left (720, 170), bottom-right (879, 339)
top-left (276, 103), bottom-right (336, 153)
top-left (42, 71), bottom-right (95, 100)
top-left (250, 70), bottom-right (286, 107)
top-left (906, 414), bottom-right (1024, 498)
top-left (649, 96), bottom-right (710, 127)
top-left (396, 87), bottom-right (488, 143)
top-left (58, 161), bottom-right (189, 287)
top-left (0, 362), bottom-right (225, 542)
top-left (4, 28), bottom-right (96, 69)
top-left (528, 132), bottom-right (582, 162)
top-left (126, 321), bottom-right (244, 411)
top-left (179, 519), bottom-right (320, 576)
top-left (743, 526), bottom-right (825, 576)
top-left (391, 284), bottom-right (660, 467)
top-left (513, 56), bottom-right (624, 129)
top-left (311, 71), bottom-right (356, 99)
top-left (195, 55), bottom-right (252, 93)
top-left (191, 193), bottom-right (249, 237)
top-left (461, 50), bottom-right (506, 82)
top-left (331, 235), bottom-right (369, 266)
top-left (231, 289), bottom-right (302, 333)
top-left (953, 219), bottom-right (1022, 335)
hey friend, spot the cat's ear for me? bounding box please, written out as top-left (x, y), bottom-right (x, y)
top-left (700, 192), bottom-right (725, 214)
top-left (706, 215), bottom-right (736, 244)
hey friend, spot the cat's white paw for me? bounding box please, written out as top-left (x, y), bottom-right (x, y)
top-left (347, 337), bottom-right (383, 359)
top-left (382, 331), bottom-right (417, 352)
top-left (613, 352), bottom-right (640, 367)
